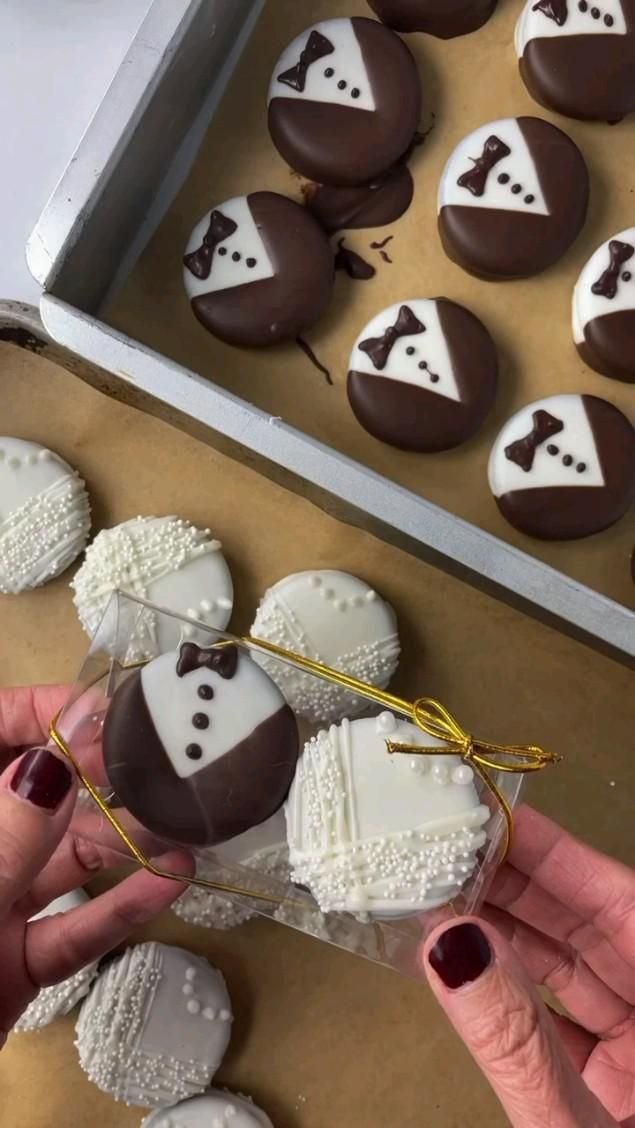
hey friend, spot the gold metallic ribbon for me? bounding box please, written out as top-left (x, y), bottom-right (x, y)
top-left (49, 634), bottom-right (561, 903)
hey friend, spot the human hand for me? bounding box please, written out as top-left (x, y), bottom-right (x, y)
top-left (0, 685), bottom-right (194, 1044)
top-left (421, 806), bottom-right (635, 1127)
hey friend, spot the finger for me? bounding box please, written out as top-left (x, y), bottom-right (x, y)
top-left (501, 807), bottom-right (635, 981)
top-left (0, 686), bottom-right (69, 755)
top-left (545, 1006), bottom-right (597, 1074)
top-left (16, 833), bottom-right (137, 919)
top-left (487, 862), bottom-right (635, 1005)
top-left (25, 849), bottom-right (194, 986)
top-left (584, 1023), bottom-right (635, 1126)
top-left (483, 905), bottom-right (632, 1039)
top-left (422, 917), bottom-right (616, 1128)
top-left (0, 748), bottom-right (77, 921)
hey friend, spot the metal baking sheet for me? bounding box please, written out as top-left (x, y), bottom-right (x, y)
top-left (30, 0), bottom-right (635, 666)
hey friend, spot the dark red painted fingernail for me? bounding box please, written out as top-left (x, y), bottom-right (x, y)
top-left (10, 748), bottom-right (73, 811)
top-left (428, 923), bottom-right (492, 990)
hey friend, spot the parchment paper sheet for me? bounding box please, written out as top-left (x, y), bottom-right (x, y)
top-left (107, 0), bottom-right (635, 611)
top-left (0, 342), bottom-right (633, 1128)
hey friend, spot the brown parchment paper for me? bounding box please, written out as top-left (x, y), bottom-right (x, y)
top-left (0, 341), bottom-right (633, 1128)
top-left (107, 0), bottom-right (635, 612)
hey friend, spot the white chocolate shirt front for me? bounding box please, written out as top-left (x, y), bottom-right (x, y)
top-left (516, 0), bottom-right (627, 56)
top-left (141, 649), bottom-right (287, 780)
top-left (439, 118), bottom-right (549, 217)
top-left (183, 197), bottom-right (275, 299)
top-left (349, 300), bottom-right (461, 402)
top-left (268, 18), bottom-right (376, 112)
top-left (488, 394), bottom-right (605, 496)
top-left (573, 226), bottom-right (635, 342)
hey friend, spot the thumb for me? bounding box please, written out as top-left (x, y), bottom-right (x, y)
top-left (421, 918), bottom-right (616, 1128)
top-left (0, 747), bottom-right (76, 922)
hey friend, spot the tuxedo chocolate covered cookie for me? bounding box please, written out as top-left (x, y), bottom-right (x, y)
top-left (438, 117), bottom-right (589, 279)
top-left (347, 299), bottom-right (498, 451)
top-left (103, 643), bottom-right (300, 846)
top-left (267, 18), bottom-right (422, 186)
top-left (183, 193), bottom-right (334, 347)
top-left (516, 0), bottom-right (635, 122)
top-left (488, 394), bottom-right (635, 539)
top-left (368, 0), bottom-right (498, 38)
top-left (573, 227), bottom-right (635, 383)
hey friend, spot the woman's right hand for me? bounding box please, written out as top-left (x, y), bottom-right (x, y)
top-left (421, 807), bottom-right (635, 1127)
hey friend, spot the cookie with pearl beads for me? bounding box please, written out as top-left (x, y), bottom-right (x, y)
top-left (142, 1090), bottom-right (273, 1128)
top-left (75, 943), bottom-right (233, 1107)
top-left (286, 712), bottom-right (491, 919)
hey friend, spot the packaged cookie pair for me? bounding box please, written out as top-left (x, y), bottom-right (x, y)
top-left (48, 592), bottom-right (556, 975)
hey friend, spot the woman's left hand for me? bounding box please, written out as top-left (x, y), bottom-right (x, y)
top-left (0, 685), bottom-right (193, 1044)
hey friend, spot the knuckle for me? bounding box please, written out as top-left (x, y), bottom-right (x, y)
top-left (544, 951), bottom-right (578, 996)
top-left (470, 992), bottom-right (548, 1082)
top-left (0, 823), bottom-right (32, 886)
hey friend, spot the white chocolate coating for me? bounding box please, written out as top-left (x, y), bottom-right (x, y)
top-left (438, 118), bottom-right (549, 217)
top-left (349, 300), bottom-right (461, 402)
top-left (142, 1091), bottom-right (273, 1128)
top-left (173, 812), bottom-right (288, 931)
top-left (183, 196), bottom-right (275, 300)
top-left (251, 570), bottom-right (400, 724)
top-left (75, 943), bottom-right (232, 1108)
top-left (488, 394), bottom-right (605, 496)
top-left (141, 649), bottom-right (288, 780)
top-left (268, 19), bottom-right (376, 113)
top-left (14, 891), bottom-right (99, 1032)
top-left (286, 713), bottom-right (490, 919)
top-left (572, 226), bottom-right (635, 343)
top-left (0, 437), bottom-right (91, 593)
top-left (516, 0), bottom-right (626, 56)
top-left (71, 516), bottom-right (233, 660)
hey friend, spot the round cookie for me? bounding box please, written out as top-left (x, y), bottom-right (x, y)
top-left (438, 117), bottom-right (589, 280)
top-left (14, 891), bottom-right (99, 1032)
top-left (0, 437), bottom-right (90, 594)
top-left (172, 811), bottom-right (288, 931)
top-left (516, 0), bottom-right (635, 123)
top-left (488, 393), bottom-right (635, 540)
top-left (142, 1091), bottom-right (273, 1128)
top-left (267, 18), bottom-right (422, 186)
top-left (75, 943), bottom-right (232, 1107)
top-left (251, 570), bottom-right (400, 725)
top-left (573, 227), bottom-right (635, 383)
top-left (287, 712), bottom-right (491, 919)
top-left (347, 299), bottom-right (498, 451)
top-left (71, 516), bottom-right (234, 661)
top-left (183, 193), bottom-right (334, 347)
top-left (103, 642), bottom-right (300, 846)
top-left (368, 0), bottom-right (498, 38)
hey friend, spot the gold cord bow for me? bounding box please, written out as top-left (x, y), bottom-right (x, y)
top-left (49, 634), bottom-right (561, 904)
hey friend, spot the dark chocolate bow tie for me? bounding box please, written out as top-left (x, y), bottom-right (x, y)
top-left (457, 135), bottom-right (512, 198)
top-left (505, 410), bottom-right (565, 473)
top-left (532, 0), bottom-right (568, 25)
top-left (177, 642), bottom-right (239, 681)
top-left (277, 29), bottom-right (335, 94)
top-left (183, 210), bottom-right (238, 280)
top-left (591, 239), bottom-right (634, 300)
top-left (358, 304), bottom-right (426, 371)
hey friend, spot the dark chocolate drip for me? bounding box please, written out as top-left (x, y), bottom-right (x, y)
top-left (370, 236), bottom-right (394, 250)
top-left (458, 135), bottom-right (512, 198)
top-left (296, 337), bottom-right (333, 385)
top-left (504, 410), bottom-right (565, 473)
top-left (532, 0), bottom-right (568, 24)
top-left (334, 238), bottom-right (376, 280)
top-left (591, 240), bottom-right (635, 300)
top-left (359, 304), bottom-right (425, 371)
top-left (183, 211), bottom-right (237, 280)
top-left (176, 642), bottom-right (239, 680)
top-left (277, 30), bottom-right (335, 93)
